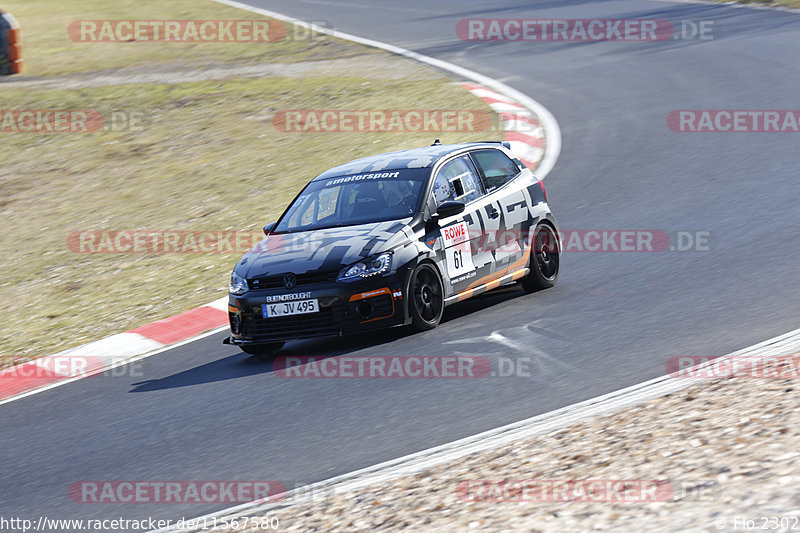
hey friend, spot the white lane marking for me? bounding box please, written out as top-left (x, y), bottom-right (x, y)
top-left (204, 297), bottom-right (229, 313)
top-left (486, 101), bottom-right (526, 113)
top-left (56, 332), bottom-right (165, 360)
top-left (486, 331), bottom-right (528, 352)
top-left (503, 122), bottom-right (544, 138)
top-left (644, 0), bottom-right (800, 13)
top-left (507, 140), bottom-right (544, 165)
top-left (465, 87), bottom-right (518, 103)
top-left (0, 326), bottom-right (228, 407)
top-left (153, 326), bottom-right (800, 532)
top-left (0, 333), bottom-right (164, 381)
top-left (445, 323), bottom-right (572, 374)
top-left (210, 0), bottom-right (562, 180)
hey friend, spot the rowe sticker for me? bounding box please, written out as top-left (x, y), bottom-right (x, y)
top-left (442, 221), bottom-right (475, 279)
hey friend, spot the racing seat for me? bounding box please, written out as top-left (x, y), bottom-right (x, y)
top-left (351, 182), bottom-right (387, 218)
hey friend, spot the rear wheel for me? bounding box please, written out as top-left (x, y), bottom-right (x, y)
top-left (521, 223), bottom-right (560, 292)
top-left (239, 342), bottom-right (284, 358)
top-left (409, 262), bottom-right (444, 331)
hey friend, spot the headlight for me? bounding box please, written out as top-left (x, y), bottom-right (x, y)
top-left (229, 271), bottom-right (249, 295)
top-left (338, 252), bottom-right (392, 282)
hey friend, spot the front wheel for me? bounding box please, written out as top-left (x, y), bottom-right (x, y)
top-left (521, 223), bottom-right (560, 292)
top-left (409, 262), bottom-right (444, 331)
top-left (239, 341), bottom-right (284, 358)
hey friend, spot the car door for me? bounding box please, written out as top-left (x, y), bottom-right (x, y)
top-left (469, 148), bottom-right (530, 276)
top-left (429, 154), bottom-right (493, 296)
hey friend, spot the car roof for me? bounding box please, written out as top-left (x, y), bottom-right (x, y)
top-left (312, 142), bottom-right (505, 181)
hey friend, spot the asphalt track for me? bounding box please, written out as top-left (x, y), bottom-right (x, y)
top-left (3, 0), bottom-right (800, 528)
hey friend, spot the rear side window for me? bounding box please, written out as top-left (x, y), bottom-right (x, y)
top-left (471, 149), bottom-right (520, 192)
top-left (432, 155), bottom-right (484, 204)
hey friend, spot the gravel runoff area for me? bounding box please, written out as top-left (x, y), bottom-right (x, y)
top-left (181, 332), bottom-right (800, 533)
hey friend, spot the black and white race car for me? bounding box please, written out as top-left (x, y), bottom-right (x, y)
top-left (225, 141), bottom-right (560, 355)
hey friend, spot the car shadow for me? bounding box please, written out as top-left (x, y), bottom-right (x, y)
top-left (127, 327), bottom-right (417, 394)
top-left (441, 284), bottom-right (527, 322)
top-left (128, 284), bottom-right (533, 393)
top-left (128, 351), bottom-right (276, 393)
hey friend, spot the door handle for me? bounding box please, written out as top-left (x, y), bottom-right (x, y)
top-left (488, 208), bottom-right (499, 219)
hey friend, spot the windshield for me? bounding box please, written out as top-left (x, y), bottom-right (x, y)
top-left (274, 168), bottom-right (430, 233)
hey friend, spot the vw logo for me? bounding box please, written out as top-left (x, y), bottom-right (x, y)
top-left (282, 273), bottom-right (297, 289)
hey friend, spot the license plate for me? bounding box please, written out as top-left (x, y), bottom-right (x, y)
top-left (262, 299), bottom-right (319, 318)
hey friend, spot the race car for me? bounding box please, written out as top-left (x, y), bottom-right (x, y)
top-left (224, 141), bottom-right (560, 355)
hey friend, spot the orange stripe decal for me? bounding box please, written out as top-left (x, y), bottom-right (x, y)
top-left (486, 278), bottom-right (501, 291)
top-left (349, 287), bottom-right (391, 302)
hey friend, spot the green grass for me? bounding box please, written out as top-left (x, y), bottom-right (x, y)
top-left (5, 0), bottom-right (375, 76)
top-left (0, 1), bottom-right (502, 366)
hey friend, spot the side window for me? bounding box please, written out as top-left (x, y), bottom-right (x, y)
top-left (471, 149), bottom-right (520, 192)
top-left (432, 156), bottom-right (484, 205)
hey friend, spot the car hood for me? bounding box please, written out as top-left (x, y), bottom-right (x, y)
top-left (237, 219), bottom-right (413, 279)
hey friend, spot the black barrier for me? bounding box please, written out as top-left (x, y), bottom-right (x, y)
top-left (0, 10), bottom-right (9, 75)
top-left (0, 9), bottom-right (21, 75)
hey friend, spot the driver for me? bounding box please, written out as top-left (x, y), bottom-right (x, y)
top-left (432, 172), bottom-right (452, 204)
top-left (383, 179), bottom-right (421, 216)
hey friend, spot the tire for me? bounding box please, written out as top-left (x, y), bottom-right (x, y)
top-left (409, 262), bottom-right (445, 331)
top-left (521, 223), bottom-right (560, 292)
top-left (239, 342), bottom-right (284, 358)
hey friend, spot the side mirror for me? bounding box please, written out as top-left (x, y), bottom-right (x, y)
top-left (435, 201), bottom-right (465, 219)
top-left (263, 222), bottom-right (276, 235)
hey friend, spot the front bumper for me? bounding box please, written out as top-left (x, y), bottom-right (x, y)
top-left (226, 271), bottom-right (410, 345)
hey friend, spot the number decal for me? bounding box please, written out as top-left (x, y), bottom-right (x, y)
top-left (442, 221), bottom-right (475, 279)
